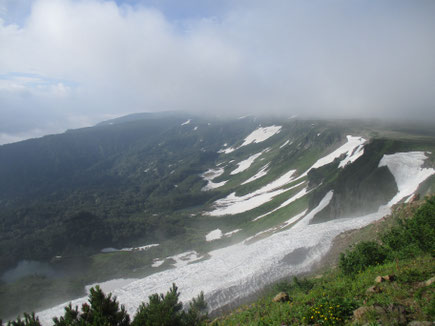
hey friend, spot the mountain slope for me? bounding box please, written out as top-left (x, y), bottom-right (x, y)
top-left (0, 114), bottom-right (434, 321)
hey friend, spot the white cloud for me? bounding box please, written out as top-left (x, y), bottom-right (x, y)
top-left (0, 0), bottom-right (435, 143)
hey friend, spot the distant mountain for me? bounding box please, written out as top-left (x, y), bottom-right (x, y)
top-left (96, 111), bottom-right (190, 126)
top-left (0, 113), bottom-right (434, 320)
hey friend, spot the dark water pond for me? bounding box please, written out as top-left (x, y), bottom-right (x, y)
top-left (1, 260), bottom-right (60, 283)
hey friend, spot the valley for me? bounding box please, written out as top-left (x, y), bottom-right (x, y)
top-left (0, 113), bottom-right (434, 322)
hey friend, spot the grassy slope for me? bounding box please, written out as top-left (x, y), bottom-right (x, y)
top-left (211, 198), bottom-right (435, 325)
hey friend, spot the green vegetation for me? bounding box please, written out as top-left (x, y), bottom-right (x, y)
top-left (339, 242), bottom-right (387, 277)
top-left (212, 197), bottom-right (435, 325)
top-left (340, 196), bottom-right (435, 276)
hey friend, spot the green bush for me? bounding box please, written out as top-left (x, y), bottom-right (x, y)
top-left (53, 286), bottom-right (130, 326)
top-left (274, 276), bottom-right (314, 294)
top-left (6, 313), bottom-right (41, 326)
top-left (339, 196), bottom-right (435, 277)
top-left (339, 241), bottom-right (387, 277)
top-left (132, 284), bottom-right (207, 326)
top-left (132, 283), bottom-right (183, 326)
top-left (382, 196), bottom-right (435, 259)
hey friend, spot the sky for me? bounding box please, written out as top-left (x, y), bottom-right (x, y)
top-left (0, 0), bottom-right (435, 144)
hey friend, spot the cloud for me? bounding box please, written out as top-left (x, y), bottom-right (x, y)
top-left (0, 0), bottom-right (435, 143)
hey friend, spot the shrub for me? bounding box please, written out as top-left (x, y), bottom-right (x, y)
top-left (382, 196), bottom-right (435, 259)
top-left (6, 313), bottom-right (41, 326)
top-left (273, 276), bottom-right (314, 295)
top-left (132, 284), bottom-right (208, 326)
top-left (132, 283), bottom-right (183, 326)
top-left (339, 241), bottom-right (387, 276)
top-left (53, 286), bottom-right (130, 326)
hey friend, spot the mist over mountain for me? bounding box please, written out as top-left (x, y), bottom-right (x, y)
top-left (1, 0), bottom-right (435, 144)
top-left (0, 112), bottom-right (434, 322)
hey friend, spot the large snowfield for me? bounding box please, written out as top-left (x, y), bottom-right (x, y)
top-left (35, 151), bottom-right (434, 325)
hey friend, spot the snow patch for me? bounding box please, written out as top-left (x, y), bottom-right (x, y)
top-left (152, 259), bottom-right (165, 268)
top-left (296, 135), bottom-right (366, 179)
top-left (218, 126), bottom-right (281, 154)
top-left (241, 163), bottom-right (270, 185)
top-left (252, 183), bottom-right (308, 221)
top-left (294, 191), bottom-right (334, 228)
top-left (201, 168), bottom-right (227, 191)
top-left (206, 229), bottom-right (242, 242)
top-left (168, 251), bottom-right (203, 268)
top-left (206, 229), bottom-right (223, 241)
top-left (101, 244), bottom-right (159, 253)
top-left (379, 151), bottom-right (435, 205)
top-left (246, 209), bottom-right (308, 243)
top-left (205, 169), bottom-right (298, 216)
top-left (338, 144), bottom-right (365, 168)
top-left (240, 126), bottom-right (281, 147)
top-left (85, 279), bottom-right (137, 295)
top-left (230, 152), bottom-right (263, 175)
top-left (224, 229), bottom-right (241, 237)
top-left (218, 146), bottom-right (236, 154)
top-left (280, 140), bottom-right (291, 148)
top-left (120, 244), bottom-right (159, 252)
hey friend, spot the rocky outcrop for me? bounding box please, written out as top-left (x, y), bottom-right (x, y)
top-left (353, 303), bottom-right (408, 325)
top-left (375, 274), bottom-right (396, 283)
top-left (272, 292), bottom-right (290, 303)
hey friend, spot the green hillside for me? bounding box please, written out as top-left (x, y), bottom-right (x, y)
top-left (211, 197), bottom-right (435, 326)
top-left (0, 114), bottom-right (434, 320)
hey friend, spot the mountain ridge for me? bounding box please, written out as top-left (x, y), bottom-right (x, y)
top-left (0, 113), bottom-right (434, 320)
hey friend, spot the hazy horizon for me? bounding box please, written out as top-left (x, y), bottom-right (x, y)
top-left (1, 0), bottom-right (435, 144)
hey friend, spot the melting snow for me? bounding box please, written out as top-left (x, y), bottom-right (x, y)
top-left (218, 126), bottom-right (281, 154)
top-left (230, 152), bottom-right (263, 175)
top-left (35, 151), bottom-right (434, 325)
top-left (224, 229), bottom-right (241, 237)
top-left (102, 244), bottom-right (159, 253)
top-left (85, 279), bottom-right (137, 295)
top-left (280, 140), bottom-right (291, 148)
top-left (205, 169), bottom-right (298, 216)
top-left (252, 183), bottom-right (308, 221)
top-left (206, 229), bottom-right (242, 242)
top-left (201, 168), bottom-right (228, 191)
top-left (218, 146), bottom-right (236, 154)
top-left (338, 144), bottom-right (365, 168)
top-left (152, 259), bottom-right (165, 268)
top-left (120, 244), bottom-right (159, 252)
top-left (246, 209), bottom-right (308, 243)
top-left (181, 119), bottom-right (191, 125)
top-left (379, 151), bottom-right (435, 205)
top-left (241, 163), bottom-right (270, 185)
top-left (168, 251), bottom-right (203, 268)
top-left (37, 191), bottom-right (394, 324)
top-left (206, 229), bottom-right (223, 241)
top-left (296, 135), bottom-right (366, 180)
top-left (240, 126), bottom-right (281, 147)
